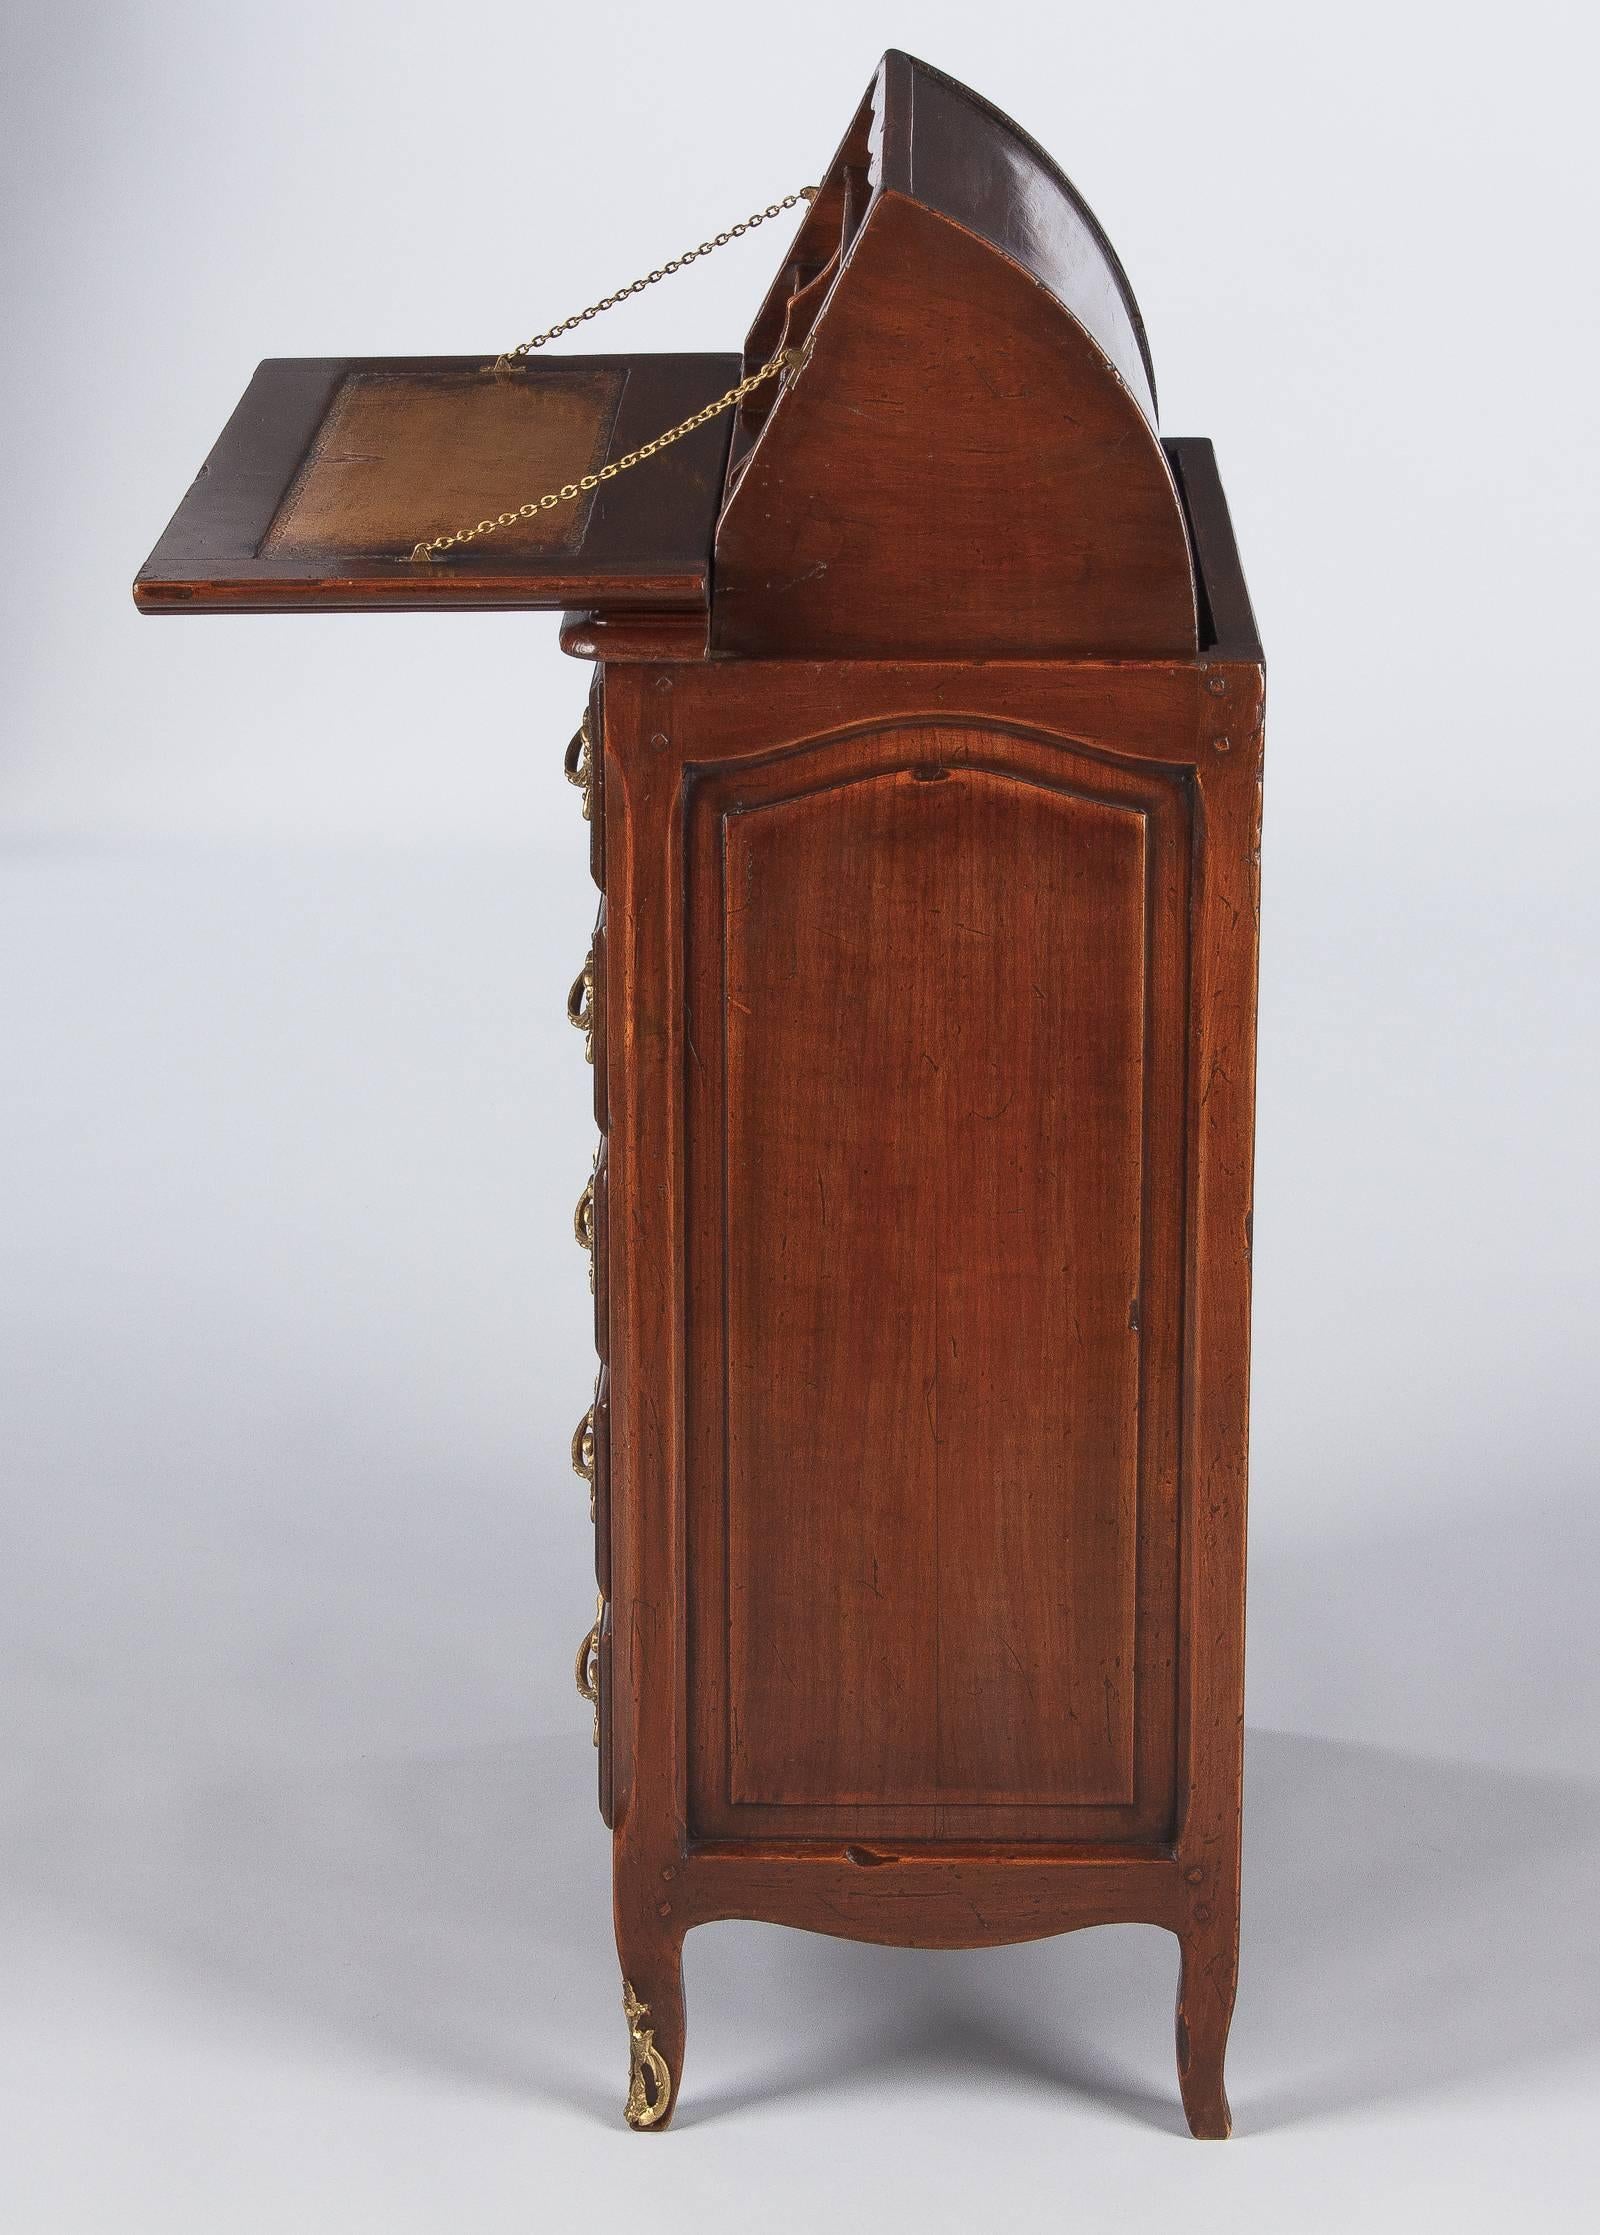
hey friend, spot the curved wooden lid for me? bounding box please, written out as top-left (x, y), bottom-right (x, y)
top-left (713, 52), bottom-right (1199, 659)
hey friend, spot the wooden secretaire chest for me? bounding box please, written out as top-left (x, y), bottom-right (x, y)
top-left (138, 49), bottom-right (1263, 2136)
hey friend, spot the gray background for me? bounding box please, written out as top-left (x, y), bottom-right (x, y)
top-left (3, 1), bottom-right (1597, 2226)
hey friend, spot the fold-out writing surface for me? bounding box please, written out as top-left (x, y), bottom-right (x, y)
top-left (135, 354), bottom-right (739, 614)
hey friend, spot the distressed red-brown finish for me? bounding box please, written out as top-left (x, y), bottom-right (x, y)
top-left (132, 355), bottom-right (739, 616)
top-left (712, 51), bottom-right (1196, 660)
top-left (683, 727), bottom-right (1189, 1846)
top-left (133, 41), bottom-right (1262, 2146)
top-left (594, 644), bottom-right (1261, 2138)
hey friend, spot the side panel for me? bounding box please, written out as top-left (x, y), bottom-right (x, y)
top-left (683, 719), bottom-right (1190, 1844)
top-left (711, 200), bottom-right (1198, 659)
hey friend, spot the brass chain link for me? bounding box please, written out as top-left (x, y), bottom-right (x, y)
top-left (495, 189), bottom-right (817, 369)
top-left (408, 189), bottom-right (817, 562)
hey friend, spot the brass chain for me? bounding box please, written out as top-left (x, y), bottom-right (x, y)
top-left (496, 189), bottom-right (817, 369)
top-left (408, 188), bottom-right (817, 563)
top-left (409, 354), bottom-right (797, 563)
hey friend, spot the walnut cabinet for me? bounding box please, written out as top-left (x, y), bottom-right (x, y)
top-left (137, 48), bottom-right (1264, 2136)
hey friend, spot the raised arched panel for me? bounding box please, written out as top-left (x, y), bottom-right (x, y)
top-left (683, 722), bottom-right (1192, 1844)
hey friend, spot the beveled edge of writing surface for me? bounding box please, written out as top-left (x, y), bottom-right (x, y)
top-left (133, 352), bottom-right (740, 615)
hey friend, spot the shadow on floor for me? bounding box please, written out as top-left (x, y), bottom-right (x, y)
top-left (8, 1721), bottom-right (1599, 2134)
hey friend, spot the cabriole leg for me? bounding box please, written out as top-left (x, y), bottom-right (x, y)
top-left (1174, 1918), bottom-right (1238, 2139)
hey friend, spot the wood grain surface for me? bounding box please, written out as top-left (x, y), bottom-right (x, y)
top-left (133, 355), bottom-right (739, 614)
top-left (593, 650), bottom-right (1261, 2137)
top-left (684, 728), bottom-right (1189, 1846)
top-left (131, 37), bottom-right (1265, 2146)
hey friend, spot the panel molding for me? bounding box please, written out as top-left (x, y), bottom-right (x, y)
top-left (682, 717), bottom-right (1192, 1845)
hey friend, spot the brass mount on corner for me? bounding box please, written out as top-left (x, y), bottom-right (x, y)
top-left (622, 1981), bottom-right (673, 2129)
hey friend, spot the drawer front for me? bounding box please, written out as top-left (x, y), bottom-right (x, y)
top-left (588, 679), bottom-right (606, 891)
top-left (565, 907), bottom-right (606, 1127)
top-left (590, 1138), bottom-right (609, 1363)
top-left (563, 684), bottom-right (605, 892)
top-left (597, 1601), bottom-right (614, 1829)
top-left (592, 1364), bottom-right (611, 1599)
top-left (592, 901), bottom-right (607, 1132)
top-left (565, 682), bottom-right (609, 1810)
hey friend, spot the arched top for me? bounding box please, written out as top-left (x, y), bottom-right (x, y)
top-left (693, 708), bottom-right (1192, 806)
top-left (739, 52), bottom-right (1157, 424)
top-left (878, 52), bottom-right (1159, 420)
top-left (713, 52), bottom-right (1198, 660)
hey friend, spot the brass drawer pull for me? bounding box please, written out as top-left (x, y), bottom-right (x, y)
top-left (575, 1593), bottom-right (602, 1745)
top-left (575, 1168), bottom-right (596, 1290)
top-left (572, 1402), bottom-right (597, 1520)
top-left (567, 949), bottom-right (595, 1062)
top-left (574, 1612), bottom-right (600, 1703)
top-left (563, 711), bottom-right (593, 821)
